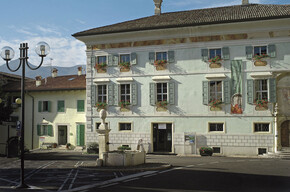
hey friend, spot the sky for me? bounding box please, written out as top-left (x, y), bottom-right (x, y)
top-left (0, 0), bottom-right (289, 68)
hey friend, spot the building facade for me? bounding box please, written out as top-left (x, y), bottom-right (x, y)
top-left (3, 69), bottom-right (86, 151)
top-left (73, 2), bottom-right (290, 156)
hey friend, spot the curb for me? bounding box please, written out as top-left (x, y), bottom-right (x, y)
top-left (77, 163), bottom-right (172, 172)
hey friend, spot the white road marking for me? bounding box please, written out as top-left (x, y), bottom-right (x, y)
top-left (186, 165), bottom-right (195, 167)
top-left (197, 164), bottom-right (205, 166)
top-left (68, 169), bottom-right (79, 190)
top-left (99, 183), bottom-right (119, 188)
top-left (25, 161), bottom-right (57, 180)
top-left (0, 178), bottom-right (19, 184)
top-left (123, 178), bottom-right (140, 183)
top-left (57, 169), bottom-right (74, 192)
top-left (143, 173), bottom-right (158, 178)
top-left (113, 172), bottom-right (118, 178)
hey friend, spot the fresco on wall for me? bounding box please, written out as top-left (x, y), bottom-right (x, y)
top-left (231, 60), bottom-right (243, 114)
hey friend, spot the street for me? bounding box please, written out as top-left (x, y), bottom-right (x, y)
top-left (0, 151), bottom-right (289, 192)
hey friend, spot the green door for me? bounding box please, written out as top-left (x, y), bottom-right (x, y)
top-left (77, 124), bottom-right (85, 146)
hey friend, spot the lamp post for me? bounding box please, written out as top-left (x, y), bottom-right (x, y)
top-left (1, 42), bottom-right (50, 188)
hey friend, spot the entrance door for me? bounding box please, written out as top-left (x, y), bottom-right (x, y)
top-left (58, 126), bottom-right (67, 145)
top-left (153, 123), bottom-right (172, 152)
top-left (281, 121), bottom-right (289, 147)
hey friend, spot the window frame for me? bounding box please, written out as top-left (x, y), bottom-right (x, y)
top-left (253, 122), bottom-right (271, 133)
top-left (97, 84), bottom-right (108, 103)
top-left (120, 83), bottom-right (131, 103)
top-left (119, 122), bottom-right (133, 132)
top-left (57, 100), bottom-right (65, 113)
top-left (156, 51), bottom-right (167, 61)
top-left (209, 80), bottom-right (223, 103)
top-left (209, 48), bottom-right (222, 59)
top-left (156, 82), bottom-right (168, 102)
top-left (119, 54), bottom-right (130, 64)
top-left (208, 122), bottom-right (225, 133)
top-left (255, 79), bottom-right (268, 101)
top-left (253, 45), bottom-right (268, 56)
top-left (97, 55), bottom-right (107, 64)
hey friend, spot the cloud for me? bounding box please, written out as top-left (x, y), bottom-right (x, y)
top-left (17, 29), bottom-right (38, 36)
top-left (36, 26), bottom-right (62, 36)
top-left (76, 19), bottom-right (86, 25)
top-left (0, 36), bottom-right (86, 67)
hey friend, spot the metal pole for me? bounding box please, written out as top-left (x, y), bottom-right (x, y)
top-left (16, 43), bottom-right (28, 188)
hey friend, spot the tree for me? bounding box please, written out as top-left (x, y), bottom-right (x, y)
top-left (0, 79), bottom-right (13, 123)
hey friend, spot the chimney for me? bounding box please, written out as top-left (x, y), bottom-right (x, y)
top-left (242, 0), bottom-right (249, 5)
top-left (153, 0), bottom-right (163, 15)
top-left (35, 76), bottom-right (42, 87)
top-left (78, 66), bottom-right (82, 76)
top-left (52, 68), bottom-right (58, 78)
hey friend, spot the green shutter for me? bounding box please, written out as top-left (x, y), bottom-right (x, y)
top-left (149, 83), bottom-right (156, 105)
top-left (268, 44), bottom-right (276, 58)
top-left (91, 56), bottom-right (96, 68)
top-left (57, 100), bottom-right (64, 112)
top-left (113, 54), bottom-right (119, 66)
top-left (223, 80), bottom-right (231, 104)
top-left (222, 47), bottom-right (230, 60)
top-left (131, 83), bottom-right (137, 105)
top-left (202, 81), bottom-right (209, 105)
top-left (114, 84), bottom-right (119, 106)
top-left (269, 78), bottom-right (276, 103)
top-left (131, 52), bottom-right (137, 65)
top-left (37, 124), bottom-right (41, 136)
top-left (149, 52), bottom-right (155, 65)
top-left (80, 124), bottom-right (85, 146)
top-left (108, 83), bottom-right (114, 105)
top-left (47, 101), bottom-right (51, 112)
top-left (108, 54), bottom-right (113, 66)
top-left (247, 79), bottom-right (254, 104)
top-left (246, 46), bottom-right (253, 60)
top-left (47, 125), bottom-right (53, 136)
top-left (201, 49), bottom-right (209, 61)
top-left (168, 82), bottom-right (175, 105)
top-left (77, 124), bottom-right (80, 146)
top-left (77, 100), bottom-right (85, 112)
top-left (38, 101), bottom-right (42, 112)
top-left (168, 51), bottom-right (175, 63)
top-left (91, 85), bottom-right (96, 106)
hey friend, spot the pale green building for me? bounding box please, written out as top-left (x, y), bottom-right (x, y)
top-left (73, 1), bottom-right (290, 156)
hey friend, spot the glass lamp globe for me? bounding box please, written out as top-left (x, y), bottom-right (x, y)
top-left (35, 42), bottom-right (50, 56)
top-left (1, 46), bottom-right (15, 61)
top-left (15, 98), bottom-right (22, 104)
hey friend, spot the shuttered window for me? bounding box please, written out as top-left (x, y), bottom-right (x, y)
top-left (77, 100), bottom-right (85, 112)
top-left (202, 80), bottom-right (230, 105)
top-left (120, 84), bottom-right (130, 102)
top-left (38, 101), bottom-right (51, 112)
top-left (149, 82), bottom-right (175, 105)
top-left (57, 100), bottom-right (65, 112)
top-left (247, 78), bottom-right (276, 104)
top-left (37, 124), bottom-right (53, 136)
top-left (97, 85), bottom-right (107, 103)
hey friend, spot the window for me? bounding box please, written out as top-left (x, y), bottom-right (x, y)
top-left (209, 81), bottom-right (222, 102)
top-left (38, 101), bottom-right (51, 112)
top-left (97, 85), bottom-right (107, 103)
top-left (156, 52), bottom-right (167, 61)
top-left (254, 123), bottom-right (270, 132)
top-left (258, 148), bottom-right (267, 155)
top-left (57, 100), bottom-right (65, 112)
top-left (213, 147), bottom-right (221, 153)
top-left (119, 123), bottom-right (132, 131)
top-left (37, 124), bottom-right (53, 136)
top-left (209, 48), bottom-right (222, 59)
top-left (209, 123), bottom-right (224, 132)
top-left (157, 83), bottom-right (167, 102)
top-left (254, 46), bottom-right (267, 56)
top-left (120, 54), bottom-right (130, 63)
top-left (120, 84), bottom-right (130, 102)
top-left (96, 122), bottom-right (109, 130)
top-left (77, 100), bottom-right (85, 112)
top-left (97, 56), bottom-right (106, 64)
top-left (255, 80), bottom-right (268, 100)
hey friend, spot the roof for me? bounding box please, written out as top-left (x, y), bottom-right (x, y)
top-left (73, 4), bottom-right (290, 37)
top-left (4, 74), bottom-right (86, 92)
top-left (0, 72), bottom-right (32, 81)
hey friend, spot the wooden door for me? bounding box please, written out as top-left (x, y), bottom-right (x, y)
top-left (281, 121), bottom-right (289, 147)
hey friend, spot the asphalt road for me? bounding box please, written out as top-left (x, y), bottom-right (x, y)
top-left (0, 151), bottom-right (289, 192)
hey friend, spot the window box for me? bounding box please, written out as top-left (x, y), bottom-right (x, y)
top-left (253, 54), bottom-right (269, 66)
top-left (210, 106), bottom-right (222, 111)
top-left (154, 60), bottom-right (167, 70)
top-left (119, 55), bottom-right (131, 72)
top-left (208, 55), bottom-right (222, 68)
top-left (119, 100), bottom-right (131, 112)
top-left (95, 63), bottom-right (107, 73)
top-left (96, 102), bottom-right (107, 112)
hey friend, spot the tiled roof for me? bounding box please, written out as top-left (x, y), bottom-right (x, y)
top-left (73, 4), bottom-right (290, 37)
top-left (4, 74), bottom-right (86, 92)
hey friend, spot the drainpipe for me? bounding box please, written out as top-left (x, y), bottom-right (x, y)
top-left (26, 91), bottom-right (34, 149)
top-left (273, 103), bottom-right (278, 153)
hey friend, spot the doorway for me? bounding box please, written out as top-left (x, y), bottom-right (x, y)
top-left (58, 125), bottom-right (67, 145)
top-left (281, 121), bottom-right (289, 147)
top-left (153, 123), bottom-right (172, 152)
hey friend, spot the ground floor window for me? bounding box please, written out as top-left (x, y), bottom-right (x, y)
top-left (209, 123), bottom-right (224, 132)
top-left (254, 123), bottom-right (270, 132)
top-left (119, 123), bottom-right (132, 131)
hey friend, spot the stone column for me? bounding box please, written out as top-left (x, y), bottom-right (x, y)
top-left (96, 109), bottom-right (110, 160)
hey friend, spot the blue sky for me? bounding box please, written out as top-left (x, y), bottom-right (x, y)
top-left (0, 0), bottom-right (288, 67)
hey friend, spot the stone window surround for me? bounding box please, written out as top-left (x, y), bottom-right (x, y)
top-left (252, 122), bottom-right (272, 134)
top-left (95, 122), bottom-right (110, 131)
top-left (207, 122), bottom-right (226, 133)
top-left (119, 122), bottom-right (133, 132)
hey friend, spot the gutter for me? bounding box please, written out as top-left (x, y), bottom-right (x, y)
top-left (26, 91), bottom-right (34, 149)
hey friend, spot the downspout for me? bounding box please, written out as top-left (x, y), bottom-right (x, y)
top-left (26, 91), bottom-right (34, 149)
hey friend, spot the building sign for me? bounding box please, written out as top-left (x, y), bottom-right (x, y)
top-left (158, 123), bottom-right (166, 129)
top-left (185, 133), bottom-right (195, 144)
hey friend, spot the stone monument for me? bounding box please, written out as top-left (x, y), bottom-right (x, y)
top-left (96, 109), bottom-right (110, 160)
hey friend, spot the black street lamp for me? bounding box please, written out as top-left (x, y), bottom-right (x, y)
top-left (1, 42), bottom-right (50, 188)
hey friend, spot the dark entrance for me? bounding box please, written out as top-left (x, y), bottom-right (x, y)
top-left (7, 136), bottom-right (19, 158)
top-left (153, 123), bottom-right (172, 152)
top-left (58, 126), bottom-right (67, 145)
top-left (281, 121), bottom-right (289, 147)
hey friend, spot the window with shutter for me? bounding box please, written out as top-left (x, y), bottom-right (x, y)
top-left (57, 100), bottom-right (65, 112)
top-left (77, 100), bottom-right (85, 112)
top-left (47, 125), bottom-right (53, 136)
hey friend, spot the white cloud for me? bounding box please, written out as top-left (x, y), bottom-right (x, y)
top-left (17, 29), bottom-right (38, 36)
top-left (0, 36), bottom-right (86, 67)
top-left (36, 26), bottom-right (62, 36)
top-left (76, 19), bottom-right (86, 25)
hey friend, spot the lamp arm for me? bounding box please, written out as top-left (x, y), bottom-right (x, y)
top-left (5, 60), bottom-right (22, 72)
top-left (26, 56), bottom-right (44, 70)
